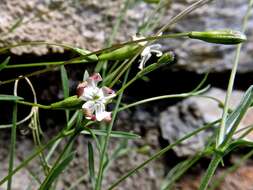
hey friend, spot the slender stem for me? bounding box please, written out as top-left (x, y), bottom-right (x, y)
top-left (39, 131), bottom-right (79, 189)
top-left (118, 86), bottom-right (209, 111)
top-left (109, 51), bottom-right (140, 88)
top-left (156, 0), bottom-right (213, 34)
top-left (0, 32), bottom-right (189, 86)
top-left (107, 0), bottom-right (130, 47)
top-left (200, 1), bottom-right (253, 190)
top-left (7, 102), bottom-right (17, 190)
top-left (17, 100), bottom-right (51, 109)
top-left (0, 41), bottom-right (78, 54)
top-left (6, 59), bottom-right (86, 69)
top-left (0, 67), bottom-right (58, 85)
top-left (209, 149), bottom-right (253, 190)
top-left (108, 121), bottom-right (218, 190)
top-left (217, 0), bottom-right (253, 148)
top-left (0, 134), bottom-right (63, 186)
top-left (95, 69), bottom-right (130, 190)
top-left (199, 155), bottom-right (222, 190)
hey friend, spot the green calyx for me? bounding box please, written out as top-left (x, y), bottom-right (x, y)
top-left (50, 95), bottom-right (84, 110)
top-left (98, 44), bottom-right (141, 61)
top-left (189, 30), bottom-right (247, 45)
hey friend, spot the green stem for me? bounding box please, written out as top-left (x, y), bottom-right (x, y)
top-left (107, 0), bottom-right (130, 47)
top-left (157, 0), bottom-right (213, 34)
top-left (200, 1), bottom-right (253, 189)
top-left (0, 134), bottom-right (63, 186)
top-left (39, 131), bottom-right (79, 189)
top-left (95, 69), bottom-right (130, 190)
top-left (0, 41), bottom-right (78, 54)
top-left (17, 100), bottom-right (51, 109)
top-left (199, 155), bottom-right (222, 190)
top-left (217, 0), bottom-right (253, 148)
top-left (107, 121), bottom-right (218, 190)
top-left (7, 102), bottom-right (17, 190)
top-left (118, 86), bottom-right (209, 111)
top-left (0, 67), bottom-right (57, 85)
top-left (6, 59), bottom-right (86, 69)
top-left (209, 149), bottom-right (253, 190)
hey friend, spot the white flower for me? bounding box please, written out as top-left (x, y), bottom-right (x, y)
top-left (77, 73), bottom-right (115, 122)
top-left (138, 44), bottom-right (163, 70)
top-left (132, 33), bottom-right (163, 70)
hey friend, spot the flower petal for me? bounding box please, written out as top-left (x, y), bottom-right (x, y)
top-left (138, 53), bottom-right (151, 70)
top-left (94, 103), bottom-right (111, 121)
top-left (82, 101), bottom-right (95, 119)
top-left (101, 87), bottom-right (115, 97)
top-left (149, 44), bottom-right (163, 57)
top-left (83, 70), bottom-right (90, 81)
top-left (76, 81), bottom-right (88, 97)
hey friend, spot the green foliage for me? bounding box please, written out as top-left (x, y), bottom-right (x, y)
top-left (0, 94), bottom-right (23, 101)
top-left (0, 0), bottom-right (252, 190)
top-left (0, 57), bottom-right (10, 71)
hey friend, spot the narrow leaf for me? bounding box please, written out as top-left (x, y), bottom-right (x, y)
top-left (0, 94), bottom-right (23, 101)
top-left (60, 65), bottom-right (69, 99)
top-left (88, 142), bottom-right (95, 188)
top-left (223, 85), bottom-right (253, 145)
top-left (81, 129), bottom-right (141, 139)
top-left (0, 57), bottom-right (10, 71)
top-left (7, 102), bottom-right (17, 190)
top-left (40, 152), bottom-right (75, 190)
top-left (161, 154), bottom-right (201, 190)
top-left (60, 65), bottom-right (69, 121)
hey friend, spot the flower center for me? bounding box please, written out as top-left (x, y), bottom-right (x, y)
top-left (92, 94), bottom-right (101, 101)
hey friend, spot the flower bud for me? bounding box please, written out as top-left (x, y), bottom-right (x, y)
top-left (50, 95), bottom-right (83, 110)
top-left (73, 48), bottom-right (98, 62)
top-left (98, 44), bottom-right (141, 61)
top-left (188, 30), bottom-right (247, 45)
top-left (157, 51), bottom-right (175, 65)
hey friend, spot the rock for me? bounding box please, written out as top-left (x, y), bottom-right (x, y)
top-left (1, 1), bottom-right (253, 73)
top-left (0, 0), bottom-right (151, 55)
top-left (161, 0), bottom-right (253, 73)
top-left (159, 88), bottom-right (253, 157)
top-left (176, 157), bottom-right (253, 190)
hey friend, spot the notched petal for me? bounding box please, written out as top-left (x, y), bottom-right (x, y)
top-left (102, 86), bottom-right (115, 96)
top-left (90, 73), bottom-right (102, 82)
top-left (76, 81), bottom-right (88, 97)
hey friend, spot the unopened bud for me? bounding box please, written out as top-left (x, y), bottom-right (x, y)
top-left (157, 51), bottom-right (175, 65)
top-left (189, 30), bottom-right (247, 45)
top-left (50, 95), bottom-right (83, 110)
top-left (98, 44), bottom-right (141, 61)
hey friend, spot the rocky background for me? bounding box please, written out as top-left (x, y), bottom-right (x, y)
top-left (1, 0), bottom-right (253, 189)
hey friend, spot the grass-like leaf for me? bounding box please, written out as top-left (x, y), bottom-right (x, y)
top-left (81, 129), bottom-right (141, 139)
top-left (0, 94), bottom-right (23, 101)
top-left (60, 65), bottom-right (69, 99)
top-left (221, 85), bottom-right (253, 148)
top-left (161, 154), bottom-right (202, 190)
top-left (39, 152), bottom-right (75, 190)
top-left (88, 142), bottom-right (96, 188)
top-left (7, 102), bottom-right (17, 190)
top-left (60, 65), bottom-right (70, 121)
top-left (0, 57), bottom-right (10, 72)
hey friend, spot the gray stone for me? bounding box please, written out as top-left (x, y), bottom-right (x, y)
top-left (0, 1), bottom-right (253, 73)
top-left (159, 88), bottom-right (253, 157)
top-left (158, 0), bottom-right (253, 73)
top-left (0, 0), bottom-right (151, 55)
